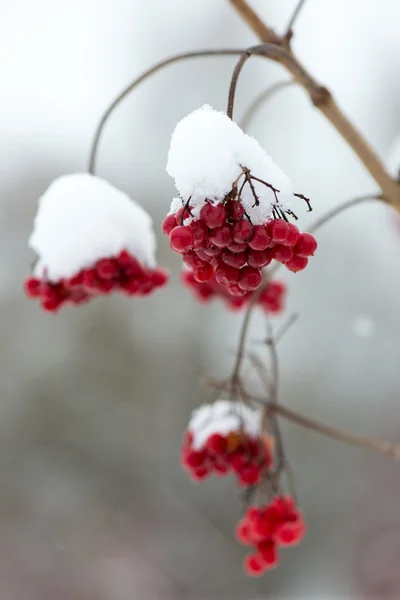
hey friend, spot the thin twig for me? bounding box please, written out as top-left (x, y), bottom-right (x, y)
top-left (239, 79), bottom-right (296, 132)
top-left (88, 48), bottom-right (246, 174)
top-left (284, 0), bottom-right (308, 39)
top-left (307, 193), bottom-right (383, 234)
top-left (227, 0), bottom-right (400, 209)
top-left (271, 403), bottom-right (400, 460)
top-left (226, 43), bottom-right (323, 120)
top-left (274, 313), bottom-right (299, 344)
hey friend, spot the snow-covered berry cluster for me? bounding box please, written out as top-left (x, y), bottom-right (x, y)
top-left (181, 400), bottom-right (273, 486)
top-left (236, 496), bottom-right (306, 577)
top-left (24, 174), bottom-right (168, 311)
top-left (182, 269), bottom-right (286, 313)
top-left (164, 106), bottom-right (317, 295)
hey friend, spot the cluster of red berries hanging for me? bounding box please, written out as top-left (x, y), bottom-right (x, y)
top-left (24, 174), bottom-right (168, 312)
top-left (181, 269), bottom-right (286, 313)
top-left (164, 105), bottom-right (317, 295)
top-left (181, 400), bottom-right (274, 486)
top-left (236, 496), bottom-right (306, 577)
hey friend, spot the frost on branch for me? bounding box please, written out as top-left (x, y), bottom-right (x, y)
top-left (181, 400), bottom-right (273, 486)
top-left (25, 174), bottom-right (168, 311)
top-left (163, 106), bottom-right (317, 296)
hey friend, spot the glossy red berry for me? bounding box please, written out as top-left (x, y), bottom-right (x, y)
top-left (248, 225), bottom-right (270, 251)
top-left (221, 249), bottom-right (247, 269)
top-left (169, 226), bottom-right (194, 253)
top-left (199, 203), bottom-right (227, 229)
top-left (273, 245), bottom-right (293, 264)
top-left (232, 220), bottom-right (253, 243)
top-left (215, 264), bottom-right (240, 286)
top-left (268, 219), bottom-right (289, 243)
top-left (193, 263), bottom-right (214, 283)
top-left (208, 225), bottom-right (232, 248)
top-left (286, 255), bottom-right (308, 272)
top-left (238, 266), bottom-right (262, 291)
top-left (247, 250), bottom-right (272, 269)
top-left (162, 214), bottom-right (177, 235)
top-left (244, 554), bottom-right (265, 577)
top-left (294, 232), bottom-right (318, 257)
top-left (24, 277), bottom-right (42, 297)
top-left (96, 258), bottom-right (119, 280)
top-left (283, 222), bottom-right (300, 246)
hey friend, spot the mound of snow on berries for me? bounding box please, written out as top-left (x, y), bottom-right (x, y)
top-left (166, 105), bottom-right (293, 224)
top-left (29, 173), bottom-right (157, 281)
top-left (188, 400), bottom-right (261, 450)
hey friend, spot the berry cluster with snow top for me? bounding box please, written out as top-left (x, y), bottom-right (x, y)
top-left (24, 174), bottom-right (168, 311)
top-left (181, 400), bottom-right (274, 487)
top-left (163, 106), bottom-right (317, 295)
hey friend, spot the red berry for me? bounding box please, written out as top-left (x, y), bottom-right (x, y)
top-left (244, 553), bottom-right (265, 577)
top-left (150, 269), bottom-right (168, 287)
top-left (24, 277), bottom-right (42, 297)
top-left (239, 464), bottom-right (261, 486)
top-left (199, 203), bottom-right (226, 229)
top-left (215, 265), bottom-right (240, 286)
top-left (227, 199), bottom-right (245, 221)
top-left (162, 214), bottom-right (177, 235)
top-left (276, 520), bottom-right (305, 546)
top-left (232, 220), bottom-right (253, 243)
top-left (238, 266), bottom-right (262, 291)
top-left (257, 540), bottom-right (279, 568)
top-left (191, 466), bottom-right (210, 481)
top-left (183, 449), bottom-right (206, 468)
top-left (193, 263), bottom-right (214, 283)
top-left (221, 249), bottom-right (247, 269)
top-left (183, 251), bottom-right (207, 270)
top-left (169, 226), bottom-right (194, 253)
top-left (273, 245), bottom-right (293, 264)
top-left (286, 255), bottom-right (308, 272)
top-left (235, 521), bottom-right (252, 545)
top-left (283, 222), bottom-right (300, 246)
top-left (228, 242), bottom-right (248, 253)
top-left (208, 225), bottom-right (232, 248)
top-left (227, 284), bottom-right (247, 298)
top-left (190, 219), bottom-right (208, 247)
top-left (96, 258), bottom-right (119, 280)
top-left (268, 219), bottom-right (289, 243)
top-left (195, 249), bottom-right (212, 262)
top-left (175, 205), bottom-right (192, 225)
top-left (294, 232), bottom-right (317, 257)
top-left (247, 250), bottom-right (272, 269)
top-left (248, 225), bottom-right (270, 251)
top-left (203, 245), bottom-right (221, 257)
top-left (206, 433), bottom-right (227, 455)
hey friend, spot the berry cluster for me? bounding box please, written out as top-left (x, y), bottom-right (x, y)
top-left (24, 250), bottom-right (168, 312)
top-left (162, 199), bottom-right (317, 296)
top-left (181, 429), bottom-right (273, 487)
top-left (236, 496), bottom-right (306, 577)
top-left (182, 269), bottom-right (286, 313)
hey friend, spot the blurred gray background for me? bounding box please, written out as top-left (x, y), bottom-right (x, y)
top-left (1, 0), bottom-right (400, 598)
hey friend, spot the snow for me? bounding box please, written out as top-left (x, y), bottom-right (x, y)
top-left (166, 105), bottom-right (294, 224)
top-left (29, 173), bottom-right (157, 281)
top-left (188, 399), bottom-right (262, 450)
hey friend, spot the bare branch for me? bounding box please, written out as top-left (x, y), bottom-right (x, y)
top-left (284, 0), bottom-right (308, 40)
top-left (307, 193), bottom-right (383, 234)
top-left (227, 0), bottom-right (400, 210)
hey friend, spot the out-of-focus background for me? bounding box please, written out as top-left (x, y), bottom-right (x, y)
top-left (1, 0), bottom-right (400, 598)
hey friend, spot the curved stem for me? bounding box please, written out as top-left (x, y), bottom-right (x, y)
top-left (228, 0), bottom-right (400, 210)
top-left (307, 193), bottom-right (383, 234)
top-left (88, 48), bottom-right (246, 174)
top-left (226, 43), bottom-right (323, 120)
top-left (284, 0), bottom-right (308, 38)
top-left (239, 79), bottom-right (296, 131)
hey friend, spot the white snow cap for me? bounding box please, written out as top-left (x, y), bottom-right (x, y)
top-left (188, 400), bottom-right (262, 450)
top-left (29, 173), bottom-right (157, 282)
top-left (166, 105), bottom-right (293, 224)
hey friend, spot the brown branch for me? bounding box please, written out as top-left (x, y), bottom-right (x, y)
top-left (271, 402), bottom-right (400, 461)
top-left (228, 0), bottom-right (400, 210)
top-left (88, 48), bottom-right (247, 174)
top-left (284, 0), bottom-right (308, 40)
